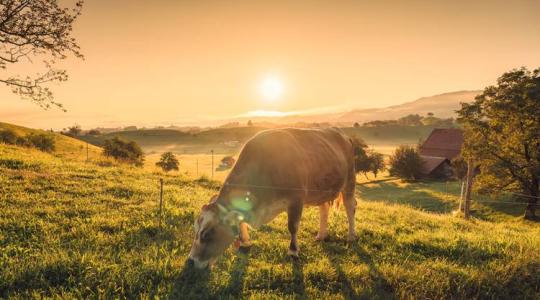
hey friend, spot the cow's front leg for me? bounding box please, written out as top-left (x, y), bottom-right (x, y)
top-left (239, 222), bottom-right (252, 247)
top-left (316, 202), bottom-right (330, 241)
top-left (287, 202), bottom-right (303, 257)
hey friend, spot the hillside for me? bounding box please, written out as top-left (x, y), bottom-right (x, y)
top-left (1, 142), bottom-right (539, 298)
top-left (337, 90), bottom-right (481, 123)
top-left (0, 122), bottom-right (102, 161)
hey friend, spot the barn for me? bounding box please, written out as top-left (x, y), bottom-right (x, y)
top-left (418, 128), bottom-right (463, 178)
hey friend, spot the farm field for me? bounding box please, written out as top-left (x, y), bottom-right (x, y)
top-left (1, 140), bottom-right (539, 299)
top-left (78, 125), bottom-right (434, 156)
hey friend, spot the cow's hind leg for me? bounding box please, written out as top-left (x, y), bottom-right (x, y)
top-left (316, 201), bottom-right (330, 241)
top-left (287, 201), bottom-right (303, 257)
top-left (344, 172), bottom-right (358, 241)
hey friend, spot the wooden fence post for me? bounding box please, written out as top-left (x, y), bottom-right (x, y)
top-left (463, 159), bottom-right (474, 219)
top-left (159, 178), bottom-right (164, 229)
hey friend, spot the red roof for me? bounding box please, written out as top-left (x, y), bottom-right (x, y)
top-left (419, 128), bottom-right (463, 159)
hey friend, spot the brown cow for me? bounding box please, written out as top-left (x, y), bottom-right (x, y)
top-left (188, 128), bottom-right (357, 268)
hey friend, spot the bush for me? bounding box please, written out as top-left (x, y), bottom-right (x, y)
top-left (103, 137), bottom-right (144, 167)
top-left (155, 152), bottom-right (179, 172)
top-left (25, 133), bottom-right (56, 152)
top-left (0, 129), bottom-right (18, 144)
top-left (388, 145), bottom-right (424, 180)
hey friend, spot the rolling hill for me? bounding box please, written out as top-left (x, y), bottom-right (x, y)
top-left (0, 122), bottom-right (102, 160)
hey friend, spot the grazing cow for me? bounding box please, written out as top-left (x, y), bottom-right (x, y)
top-left (188, 128), bottom-right (357, 268)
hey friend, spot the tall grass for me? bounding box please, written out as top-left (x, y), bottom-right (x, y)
top-left (0, 143), bottom-right (539, 299)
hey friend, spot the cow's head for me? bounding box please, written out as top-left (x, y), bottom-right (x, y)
top-left (188, 195), bottom-right (238, 269)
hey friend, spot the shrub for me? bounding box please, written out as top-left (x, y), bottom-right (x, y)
top-left (25, 133), bottom-right (56, 152)
top-left (0, 129), bottom-right (18, 144)
top-left (389, 145), bottom-right (424, 180)
top-left (155, 152), bottom-right (179, 172)
top-left (103, 137), bottom-right (144, 167)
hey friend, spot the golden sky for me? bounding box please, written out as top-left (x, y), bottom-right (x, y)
top-left (1, 0), bottom-right (539, 129)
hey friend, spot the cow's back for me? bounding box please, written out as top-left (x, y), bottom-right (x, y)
top-left (224, 128), bottom-right (354, 207)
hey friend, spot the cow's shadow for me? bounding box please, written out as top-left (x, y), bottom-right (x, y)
top-left (211, 252), bottom-right (250, 298)
top-left (169, 260), bottom-right (212, 299)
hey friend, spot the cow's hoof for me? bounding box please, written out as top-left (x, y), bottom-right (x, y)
top-left (238, 244), bottom-right (252, 254)
top-left (347, 234), bottom-right (358, 243)
top-left (287, 248), bottom-right (299, 258)
top-left (315, 234), bottom-right (329, 242)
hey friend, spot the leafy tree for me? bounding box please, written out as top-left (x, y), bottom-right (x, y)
top-left (67, 125), bottom-right (81, 136)
top-left (247, 120), bottom-right (253, 126)
top-left (25, 133), bottom-right (55, 152)
top-left (388, 145), bottom-right (424, 180)
top-left (353, 122), bottom-right (360, 128)
top-left (103, 137), bottom-right (144, 167)
top-left (350, 136), bottom-right (369, 175)
top-left (155, 152), bottom-right (179, 172)
top-left (0, 0), bottom-right (84, 109)
top-left (398, 114), bottom-right (423, 126)
top-left (457, 67), bottom-right (540, 219)
top-left (368, 151), bottom-right (385, 178)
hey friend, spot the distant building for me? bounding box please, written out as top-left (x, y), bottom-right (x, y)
top-left (418, 128), bottom-right (463, 178)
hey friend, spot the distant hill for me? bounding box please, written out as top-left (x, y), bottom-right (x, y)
top-left (224, 90), bottom-right (481, 125)
top-left (337, 90), bottom-right (481, 123)
top-left (0, 122), bottom-right (102, 160)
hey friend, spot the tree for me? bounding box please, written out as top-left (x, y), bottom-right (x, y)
top-left (155, 152), bottom-right (179, 172)
top-left (247, 120), bottom-right (253, 126)
top-left (457, 67), bottom-right (540, 219)
top-left (353, 122), bottom-right (360, 128)
top-left (388, 145), bottom-right (424, 180)
top-left (0, 1), bottom-right (84, 109)
top-left (103, 137), bottom-right (144, 167)
top-left (67, 124), bottom-right (81, 136)
top-left (368, 151), bottom-right (385, 178)
top-left (398, 114), bottom-right (423, 126)
top-left (350, 136), bottom-right (370, 176)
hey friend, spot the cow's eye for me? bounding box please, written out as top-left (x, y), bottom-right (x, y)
top-left (200, 228), bottom-right (214, 242)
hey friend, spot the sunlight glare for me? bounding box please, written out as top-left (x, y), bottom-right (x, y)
top-left (259, 76), bottom-right (284, 102)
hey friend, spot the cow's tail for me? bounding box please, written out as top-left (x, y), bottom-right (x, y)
top-left (333, 192), bottom-right (344, 210)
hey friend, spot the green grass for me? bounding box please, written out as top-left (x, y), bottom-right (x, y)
top-left (1, 143), bottom-right (539, 299)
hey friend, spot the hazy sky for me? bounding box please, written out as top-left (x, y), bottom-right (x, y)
top-left (1, 0), bottom-right (539, 129)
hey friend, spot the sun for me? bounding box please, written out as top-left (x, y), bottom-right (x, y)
top-left (259, 76), bottom-right (284, 102)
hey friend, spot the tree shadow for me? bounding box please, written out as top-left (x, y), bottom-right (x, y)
top-left (357, 181), bottom-right (454, 213)
top-left (350, 242), bottom-right (395, 299)
top-left (320, 241), bottom-right (363, 299)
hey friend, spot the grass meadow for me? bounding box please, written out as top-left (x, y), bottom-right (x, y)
top-left (1, 132), bottom-right (539, 299)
